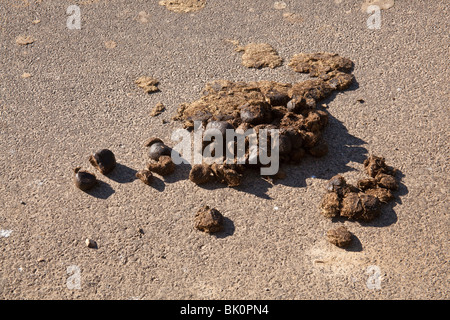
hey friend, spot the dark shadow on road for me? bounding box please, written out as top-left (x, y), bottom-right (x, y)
top-left (84, 180), bottom-right (115, 200)
top-left (107, 163), bottom-right (137, 184)
top-left (213, 217), bottom-right (235, 239)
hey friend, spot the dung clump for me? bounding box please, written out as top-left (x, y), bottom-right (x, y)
top-left (89, 149), bottom-right (116, 175)
top-left (73, 167), bottom-right (97, 191)
top-left (319, 155), bottom-right (399, 222)
top-left (288, 52), bottom-right (353, 76)
top-left (150, 102), bottom-right (166, 117)
top-left (136, 169), bottom-right (153, 185)
top-left (147, 155), bottom-right (175, 176)
top-left (235, 43), bottom-right (283, 69)
top-left (326, 226), bottom-right (353, 248)
top-left (189, 164), bottom-right (214, 185)
top-left (189, 162), bottom-right (243, 187)
top-left (135, 76), bottom-right (159, 94)
top-left (194, 205), bottom-right (224, 233)
top-left (363, 154), bottom-right (397, 178)
top-left (145, 137), bottom-right (171, 161)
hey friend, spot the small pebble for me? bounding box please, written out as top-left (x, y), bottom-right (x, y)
top-left (85, 238), bottom-right (97, 249)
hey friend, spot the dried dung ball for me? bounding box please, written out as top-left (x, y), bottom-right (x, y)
top-left (375, 173), bottom-right (398, 190)
top-left (73, 167), bottom-right (97, 191)
top-left (239, 101), bottom-right (272, 125)
top-left (277, 134), bottom-right (293, 155)
top-left (365, 187), bottom-right (394, 204)
top-left (147, 155), bottom-right (175, 176)
top-left (189, 164), bottom-right (214, 185)
top-left (340, 192), bottom-right (364, 220)
top-left (211, 163), bottom-right (242, 187)
top-left (283, 129), bottom-right (303, 150)
top-left (89, 149), bottom-right (116, 174)
top-left (194, 206), bottom-right (224, 233)
top-left (326, 226), bottom-right (353, 248)
top-left (359, 193), bottom-right (381, 221)
top-left (326, 175), bottom-right (347, 194)
top-left (363, 155), bottom-right (397, 177)
top-left (136, 169), bottom-right (153, 185)
top-left (148, 142), bottom-right (171, 161)
top-left (357, 178), bottom-right (378, 190)
top-left (144, 137), bottom-right (164, 147)
top-left (286, 97), bottom-right (308, 113)
top-left (205, 121), bottom-right (234, 137)
top-left (320, 192), bottom-right (341, 218)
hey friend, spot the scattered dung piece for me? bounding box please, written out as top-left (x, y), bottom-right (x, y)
top-left (194, 205), bottom-right (224, 233)
top-left (361, 0), bottom-right (395, 12)
top-left (15, 35), bottom-right (34, 45)
top-left (85, 238), bottom-right (97, 249)
top-left (364, 187), bottom-right (394, 203)
top-left (319, 155), bottom-right (399, 222)
top-left (359, 193), bottom-right (381, 221)
top-left (239, 101), bottom-right (272, 124)
top-left (159, 0), bottom-right (206, 13)
top-left (21, 72), bottom-right (32, 79)
top-left (235, 43), bottom-right (283, 69)
top-left (326, 226), bottom-right (353, 248)
top-left (150, 102), bottom-right (166, 117)
top-left (288, 52), bottom-right (353, 76)
top-left (340, 192), bottom-right (364, 220)
top-left (189, 164), bottom-right (214, 185)
top-left (320, 192), bottom-right (341, 218)
top-left (73, 167), bottom-right (97, 191)
top-left (89, 149), bottom-right (116, 175)
top-left (147, 155), bottom-right (175, 176)
top-left (135, 76), bottom-right (159, 94)
top-left (211, 163), bottom-right (242, 187)
top-left (375, 172), bottom-right (398, 190)
top-left (363, 155), bottom-right (397, 178)
top-left (135, 169), bottom-right (153, 185)
top-left (326, 175), bottom-right (356, 197)
top-left (146, 139), bottom-right (171, 161)
top-left (357, 177), bottom-right (378, 190)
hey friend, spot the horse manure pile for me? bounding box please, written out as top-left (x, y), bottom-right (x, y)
top-left (173, 52), bottom-right (354, 186)
top-left (320, 155), bottom-right (399, 222)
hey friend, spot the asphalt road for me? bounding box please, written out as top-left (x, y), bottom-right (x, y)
top-left (0, 0), bottom-right (448, 299)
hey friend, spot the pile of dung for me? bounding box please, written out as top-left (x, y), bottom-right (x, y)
top-left (173, 52), bottom-right (354, 185)
top-left (320, 155), bottom-right (399, 222)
